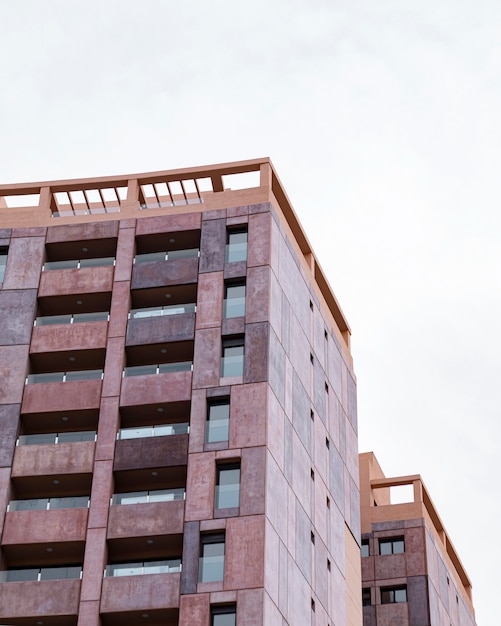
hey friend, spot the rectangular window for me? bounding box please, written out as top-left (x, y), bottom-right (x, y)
top-left (379, 537), bottom-right (405, 555)
top-left (199, 533), bottom-right (225, 583)
top-left (225, 228), bottom-right (248, 263)
top-left (0, 247), bottom-right (8, 283)
top-left (221, 337), bottom-right (244, 377)
top-left (206, 398), bottom-right (230, 443)
top-left (380, 586), bottom-right (407, 604)
top-left (362, 588), bottom-right (371, 607)
top-left (215, 463), bottom-right (240, 509)
top-left (211, 605), bottom-right (236, 626)
top-left (361, 539), bottom-right (370, 557)
top-left (223, 281), bottom-right (246, 318)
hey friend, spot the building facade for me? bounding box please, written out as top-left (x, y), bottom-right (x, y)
top-left (0, 159), bottom-right (361, 626)
top-left (359, 452), bottom-right (477, 626)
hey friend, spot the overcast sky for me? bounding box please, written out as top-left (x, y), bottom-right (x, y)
top-left (1, 1), bottom-right (498, 623)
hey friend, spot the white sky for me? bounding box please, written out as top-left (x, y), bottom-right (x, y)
top-left (1, 1), bottom-right (498, 623)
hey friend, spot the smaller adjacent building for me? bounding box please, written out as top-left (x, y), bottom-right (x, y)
top-left (359, 452), bottom-right (477, 626)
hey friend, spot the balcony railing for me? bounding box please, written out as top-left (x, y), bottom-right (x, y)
top-left (26, 370), bottom-right (104, 384)
top-left (129, 303), bottom-right (196, 319)
top-left (134, 249), bottom-right (199, 263)
top-left (105, 559), bottom-right (182, 577)
top-left (34, 311), bottom-right (109, 326)
top-left (123, 363), bottom-right (192, 377)
top-left (111, 489), bottom-right (185, 505)
top-left (117, 423), bottom-right (189, 439)
top-left (17, 431), bottom-right (97, 445)
top-left (8, 496), bottom-right (90, 512)
top-left (0, 566), bottom-right (82, 582)
top-left (42, 257), bottom-right (115, 271)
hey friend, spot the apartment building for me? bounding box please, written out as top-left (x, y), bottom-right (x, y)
top-left (359, 452), bottom-right (477, 626)
top-left (0, 158), bottom-right (361, 626)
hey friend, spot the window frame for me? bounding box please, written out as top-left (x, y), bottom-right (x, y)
top-left (225, 227), bottom-right (248, 263)
top-left (0, 246), bottom-right (8, 283)
top-left (220, 336), bottom-right (245, 378)
top-left (223, 280), bottom-right (246, 319)
top-left (206, 397), bottom-right (231, 444)
top-left (380, 585), bottom-right (407, 604)
top-left (215, 462), bottom-right (241, 510)
top-left (199, 533), bottom-right (226, 583)
top-left (378, 536), bottom-right (405, 555)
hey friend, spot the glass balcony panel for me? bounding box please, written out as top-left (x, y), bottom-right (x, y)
top-left (223, 296), bottom-right (246, 319)
top-left (9, 498), bottom-right (49, 512)
top-left (221, 348), bottom-right (244, 377)
top-left (35, 314), bottom-right (72, 326)
top-left (57, 430), bottom-right (96, 443)
top-left (143, 559), bottom-right (181, 574)
top-left (153, 423), bottom-right (189, 436)
top-left (72, 311), bottom-right (109, 323)
top-left (113, 492), bottom-right (148, 505)
top-left (65, 369), bottom-right (103, 381)
top-left (118, 426), bottom-right (154, 439)
top-left (148, 488), bottom-right (185, 503)
top-left (107, 563), bottom-right (143, 577)
top-left (124, 364), bottom-right (158, 377)
top-left (49, 496), bottom-right (89, 509)
top-left (135, 252), bottom-right (167, 263)
top-left (167, 248), bottom-right (199, 259)
top-left (18, 433), bottom-right (57, 445)
top-left (79, 257), bottom-right (115, 268)
top-left (27, 372), bottom-right (65, 384)
top-left (44, 260), bottom-right (79, 270)
top-left (225, 241), bottom-right (247, 263)
top-left (130, 307), bottom-right (164, 319)
top-left (198, 553), bottom-right (224, 583)
top-left (158, 361), bottom-right (192, 374)
top-left (205, 417), bottom-right (229, 443)
top-left (0, 568), bottom-right (39, 582)
top-left (40, 566), bottom-right (82, 580)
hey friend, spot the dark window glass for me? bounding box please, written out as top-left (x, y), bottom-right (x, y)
top-left (362, 588), bottom-right (371, 606)
top-left (381, 586), bottom-right (407, 604)
top-left (361, 539), bottom-right (370, 557)
top-left (223, 281), bottom-right (246, 318)
top-left (206, 399), bottom-right (230, 443)
top-left (379, 537), bottom-right (405, 555)
top-left (226, 228), bottom-right (248, 263)
top-left (0, 247), bottom-right (8, 283)
top-left (215, 463), bottom-right (240, 509)
top-left (221, 337), bottom-right (244, 377)
top-left (211, 604), bottom-right (236, 626)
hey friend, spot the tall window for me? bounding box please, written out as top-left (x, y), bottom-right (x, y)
top-left (215, 463), bottom-right (240, 509)
top-left (0, 247), bottom-right (8, 283)
top-left (225, 228), bottom-right (248, 263)
top-left (361, 539), bottom-right (370, 557)
top-left (211, 605), bottom-right (236, 626)
top-left (206, 398), bottom-right (230, 443)
top-left (221, 337), bottom-right (244, 377)
top-left (381, 586), bottom-right (407, 604)
top-left (362, 588), bottom-right (371, 607)
top-left (223, 281), bottom-right (246, 318)
top-left (379, 537), bottom-right (405, 555)
top-left (199, 534), bottom-right (225, 583)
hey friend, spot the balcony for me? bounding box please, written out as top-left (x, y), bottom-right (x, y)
top-left (0, 577), bottom-right (81, 621)
top-left (12, 439), bottom-right (94, 479)
top-left (39, 264), bottom-right (115, 298)
top-left (101, 571), bottom-right (181, 614)
top-left (131, 256), bottom-right (198, 290)
top-left (3, 505), bottom-right (88, 546)
top-left (114, 433), bottom-right (188, 472)
top-left (30, 319), bottom-right (108, 356)
top-left (108, 496), bottom-right (184, 540)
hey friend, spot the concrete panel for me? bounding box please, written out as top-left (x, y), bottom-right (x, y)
top-left (12, 441), bottom-right (95, 477)
top-left (120, 370), bottom-right (192, 407)
top-left (2, 236), bottom-right (45, 290)
top-left (80, 527), bottom-right (107, 602)
top-left (0, 404), bottom-right (19, 467)
top-left (30, 321), bottom-right (108, 353)
top-left (126, 312), bottom-right (195, 345)
top-left (46, 220), bottom-right (119, 244)
top-left (22, 379), bottom-right (102, 414)
top-left (229, 383), bottom-right (267, 449)
top-left (101, 336), bottom-right (125, 398)
top-left (114, 434), bottom-right (188, 471)
top-left (196, 272), bottom-right (223, 329)
top-left (240, 446), bottom-right (266, 516)
top-left (108, 500), bottom-right (184, 539)
top-left (131, 257), bottom-right (198, 290)
top-left (244, 322), bottom-right (268, 384)
top-left (0, 345), bottom-right (29, 404)
top-left (3, 507), bottom-right (88, 545)
top-left (87, 460), bottom-right (113, 529)
top-left (185, 452), bottom-right (215, 521)
top-left (95, 396), bottom-right (119, 462)
top-left (100, 572), bottom-right (181, 612)
top-left (199, 218), bottom-right (226, 273)
top-left (179, 593), bottom-right (210, 626)
top-left (246, 265), bottom-right (269, 324)
top-left (0, 579), bottom-right (81, 618)
top-left (0, 289), bottom-right (37, 345)
top-left (237, 588), bottom-right (265, 625)
top-left (39, 266), bottom-right (114, 297)
top-left (180, 521), bottom-right (200, 595)
top-left (114, 225), bottom-right (135, 282)
top-left (225, 515), bottom-right (265, 590)
top-left (192, 327), bottom-right (220, 389)
top-left (135, 212), bottom-right (201, 236)
top-left (248, 212), bottom-right (271, 268)
top-left (108, 280), bottom-right (130, 338)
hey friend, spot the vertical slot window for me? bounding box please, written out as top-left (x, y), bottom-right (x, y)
top-left (0, 247), bottom-right (8, 283)
top-left (215, 463), bottom-right (240, 509)
top-left (206, 398), bottom-right (230, 444)
top-left (221, 337), bottom-right (244, 377)
top-left (199, 534), bottom-right (225, 583)
top-left (223, 281), bottom-right (246, 318)
top-left (225, 228), bottom-right (248, 263)
top-left (211, 605), bottom-right (236, 626)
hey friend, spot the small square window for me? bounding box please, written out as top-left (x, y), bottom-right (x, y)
top-left (381, 586), bottom-right (407, 604)
top-left (223, 281), bottom-right (246, 318)
top-left (199, 534), bottom-right (225, 583)
top-left (0, 247), bottom-right (8, 283)
top-left (211, 604), bottom-right (236, 626)
top-left (379, 537), bottom-right (405, 555)
top-left (206, 398), bottom-right (230, 443)
top-left (226, 228), bottom-right (248, 263)
top-left (361, 539), bottom-right (370, 557)
top-left (215, 463), bottom-right (240, 509)
top-left (221, 337), bottom-right (244, 377)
